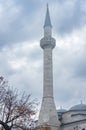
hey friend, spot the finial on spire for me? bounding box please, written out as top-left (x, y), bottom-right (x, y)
top-left (44, 4), bottom-right (52, 28)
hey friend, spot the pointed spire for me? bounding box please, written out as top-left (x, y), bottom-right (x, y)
top-left (44, 4), bottom-right (52, 28)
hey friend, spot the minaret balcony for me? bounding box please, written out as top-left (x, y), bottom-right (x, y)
top-left (40, 37), bottom-right (56, 49)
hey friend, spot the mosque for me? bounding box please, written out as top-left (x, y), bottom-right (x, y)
top-left (36, 5), bottom-right (86, 130)
top-left (57, 103), bottom-right (86, 130)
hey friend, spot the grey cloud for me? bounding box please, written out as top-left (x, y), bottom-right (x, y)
top-left (54, 38), bottom-right (86, 80)
top-left (73, 48), bottom-right (86, 78)
top-left (53, 34), bottom-right (86, 108)
top-left (54, 0), bottom-right (86, 35)
top-left (0, 53), bottom-right (15, 77)
top-left (0, 0), bottom-right (86, 109)
top-left (0, 0), bottom-right (86, 49)
top-left (0, 0), bottom-right (85, 48)
top-left (54, 84), bottom-right (73, 103)
top-left (0, 44), bottom-right (43, 100)
top-left (0, 0), bottom-right (42, 48)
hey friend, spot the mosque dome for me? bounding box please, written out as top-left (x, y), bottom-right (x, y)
top-left (69, 103), bottom-right (86, 111)
top-left (57, 108), bottom-right (67, 113)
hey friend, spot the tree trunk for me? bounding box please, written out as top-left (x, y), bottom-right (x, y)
top-left (0, 120), bottom-right (11, 130)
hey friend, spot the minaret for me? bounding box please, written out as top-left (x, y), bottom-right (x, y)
top-left (38, 5), bottom-right (60, 130)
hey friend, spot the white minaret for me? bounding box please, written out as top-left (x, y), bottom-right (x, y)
top-left (38, 5), bottom-right (60, 130)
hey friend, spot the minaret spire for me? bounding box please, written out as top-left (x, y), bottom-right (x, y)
top-left (44, 4), bottom-right (52, 38)
top-left (44, 4), bottom-right (52, 28)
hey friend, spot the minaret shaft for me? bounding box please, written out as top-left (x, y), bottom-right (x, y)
top-left (43, 48), bottom-right (53, 98)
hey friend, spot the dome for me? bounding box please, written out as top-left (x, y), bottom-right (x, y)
top-left (57, 108), bottom-right (67, 113)
top-left (69, 103), bottom-right (86, 111)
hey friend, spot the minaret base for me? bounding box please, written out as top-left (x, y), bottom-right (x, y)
top-left (36, 125), bottom-right (60, 130)
top-left (38, 97), bottom-right (60, 130)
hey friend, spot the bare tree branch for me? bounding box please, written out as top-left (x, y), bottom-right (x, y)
top-left (0, 76), bottom-right (38, 130)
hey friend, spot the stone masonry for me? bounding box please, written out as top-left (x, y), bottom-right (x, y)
top-left (38, 5), bottom-right (60, 130)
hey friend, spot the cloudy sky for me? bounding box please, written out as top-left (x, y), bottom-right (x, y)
top-left (0, 0), bottom-right (86, 111)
